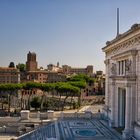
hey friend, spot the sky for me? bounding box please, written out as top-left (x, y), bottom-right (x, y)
top-left (0, 0), bottom-right (140, 72)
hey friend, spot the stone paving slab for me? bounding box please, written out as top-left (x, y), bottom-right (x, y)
top-left (17, 118), bottom-right (122, 140)
top-left (58, 119), bottom-right (122, 140)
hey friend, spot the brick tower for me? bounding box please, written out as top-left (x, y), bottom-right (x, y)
top-left (26, 51), bottom-right (38, 71)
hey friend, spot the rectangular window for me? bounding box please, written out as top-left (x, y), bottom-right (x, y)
top-left (122, 60), bottom-right (124, 75)
top-left (125, 60), bottom-right (127, 75)
top-left (119, 61), bottom-right (120, 75)
top-left (118, 60), bottom-right (127, 76)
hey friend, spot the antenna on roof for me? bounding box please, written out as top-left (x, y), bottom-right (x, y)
top-left (117, 8), bottom-right (120, 37)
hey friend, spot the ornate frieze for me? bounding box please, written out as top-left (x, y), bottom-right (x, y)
top-left (105, 35), bottom-right (140, 57)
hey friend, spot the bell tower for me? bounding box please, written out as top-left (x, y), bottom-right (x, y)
top-left (26, 51), bottom-right (38, 71)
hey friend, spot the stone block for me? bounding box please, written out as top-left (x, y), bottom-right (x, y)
top-left (21, 110), bottom-right (30, 120)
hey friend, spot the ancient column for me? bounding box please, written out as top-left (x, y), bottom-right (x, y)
top-left (104, 59), bottom-right (110, 107)
top-left (131, 50), bottom-right (137, 75)
top-left (123, 85), bottom-right (131, 139)
top-left (109, 80), bottom-right (115, 127)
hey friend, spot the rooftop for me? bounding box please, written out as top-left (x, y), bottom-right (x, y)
top-left (102, 23), bottom-right (140, 51)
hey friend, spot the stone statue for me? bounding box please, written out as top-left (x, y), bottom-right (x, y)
top-left (125, 59), bottom-right (132, 72)
top-left (111, 63), bottom-right (116, 75)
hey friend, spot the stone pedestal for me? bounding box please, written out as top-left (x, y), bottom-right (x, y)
top-left (20, 110), bottom-right (30, 120)
top-left (47, 110), bottom-right (54, 119)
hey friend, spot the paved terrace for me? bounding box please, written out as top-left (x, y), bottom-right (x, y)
top-left (18, 118), bottom-right (122, 140)
top-left (17, 105), bottom-right (122, 140)
top-left (58, 119), bottom-right (122, 140)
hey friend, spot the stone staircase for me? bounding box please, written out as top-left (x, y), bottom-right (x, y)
top-left (90, 120), bottom-right (122, 140)
top-left (18, 122), bottom-right (57, 140)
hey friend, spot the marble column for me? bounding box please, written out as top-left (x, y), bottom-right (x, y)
top-left (104, 59), bottom-right (110, 107)
top-left (109, 80), bottom-right (115, 127)
top-left (131, 50), bottom-right (137, 75)
top-left (103, 59), bottom-right (110, 120)
top-left (123, 85), bottom-right (131, 139)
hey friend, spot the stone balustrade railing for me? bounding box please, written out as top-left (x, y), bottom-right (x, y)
top-left (20, 110), bottom-right (102, 120)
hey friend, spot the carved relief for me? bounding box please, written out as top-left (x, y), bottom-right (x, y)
top-left (111, 63), bottom-right (117, 75)
top-left (125, 59), bottom-right (132, 72)
top-left (106, 35), bottom-right (140, 57)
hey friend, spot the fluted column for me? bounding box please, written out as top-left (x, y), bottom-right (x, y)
top-left (131, 50), bottom-right (137, 75)
top-left (123, 85), bottom-right (131, 139)
top-left (109, 80), bottom-right (115, 127)
top-left (104, 59), bottom-right (110, 106)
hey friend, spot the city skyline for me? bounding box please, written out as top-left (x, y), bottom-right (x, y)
top-left (0, 0), bottom-right (140, 72)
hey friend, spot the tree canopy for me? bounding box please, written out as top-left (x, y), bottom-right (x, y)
top-left (68, 81), bottom-right (86, 89)
top-left (30, 96), bottom-right (41, 110)
top-left (16, 63), bottom-right (26, 72)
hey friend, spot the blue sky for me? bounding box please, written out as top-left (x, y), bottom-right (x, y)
top-left (0, 0), bottom-right (140, 72)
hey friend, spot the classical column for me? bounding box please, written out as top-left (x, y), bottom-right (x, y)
top-left (104, 59), bottom-right (110, 106)
top-left (109, 80), bottom-right (115, 127)
top-left (123, 85), bottom-right (131, 139)
top-left (131, 50), bottom-right (137, 75)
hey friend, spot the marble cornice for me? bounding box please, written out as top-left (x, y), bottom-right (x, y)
top-left (109, 75), bottom-right (137, 81)
top-left (102, 26), bottom-right (140, 56)
top-left (111, 49), bottom-right (138, 60)
top-left (102, 24), bottom-right (140, 51)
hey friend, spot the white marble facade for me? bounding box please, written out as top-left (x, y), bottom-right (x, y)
top-left (102, 24), bottom-right (140, 140)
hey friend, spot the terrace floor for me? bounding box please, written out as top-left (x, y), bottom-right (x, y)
top-left (18, 118), bottom-right (122, 140)
top-left (57, 119), bottom-right (122, 140)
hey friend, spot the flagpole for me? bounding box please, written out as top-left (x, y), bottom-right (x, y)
top-left (117, 8), bottom-right (119, 37)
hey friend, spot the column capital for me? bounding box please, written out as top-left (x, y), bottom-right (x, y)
top-left (131, 50), bottom-right (138, 56)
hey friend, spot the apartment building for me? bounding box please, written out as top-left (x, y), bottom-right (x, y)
top-left (0, 67), bottom-right (20, 84)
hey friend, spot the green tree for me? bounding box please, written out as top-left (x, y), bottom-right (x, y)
top-left (68, 81), bottom-right (86, 108)
top-left (57, 83), bottom-right (80, 111)
top-left (22, 82), bottom-right (41, 110)
top-left (0, 83), bottom-right (22, 114)
top-left (68, 74), bottom-right (96, 84)
top-left (54, 82), bottom-right (65, 110)
top-left (39, 83), bottom-right (55, 110)
top-left (16, 63), bottom-right (26, 72)
top-left (68, 74), bottom-right (96, 106)
top-left (30, 97), bottom-right (41, 111)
